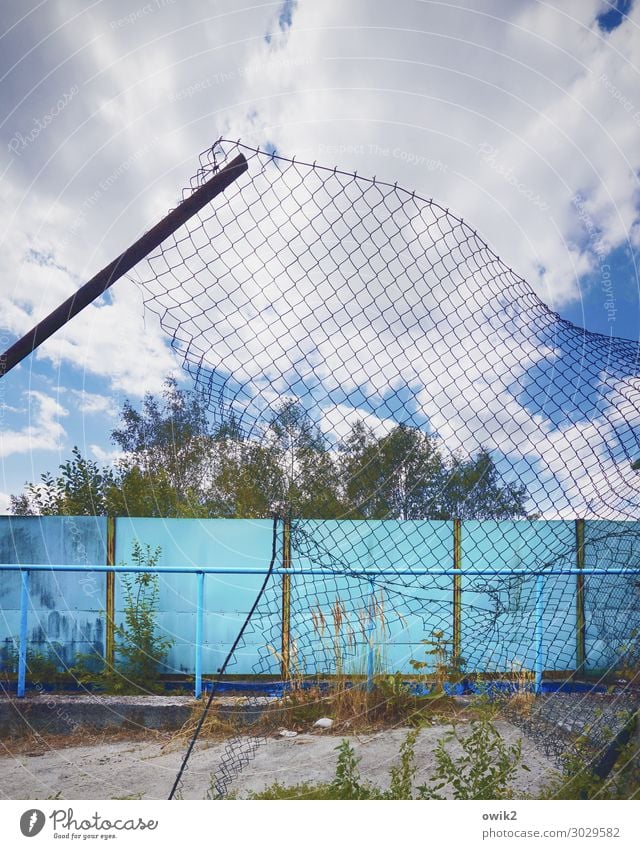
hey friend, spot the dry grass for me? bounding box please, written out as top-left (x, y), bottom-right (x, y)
top-left (506, 662), bottom-right (536, 717)
top-left (0, 725), bottom-right (167, 757)
top-left (220, 590), bottom-right (491, 736)
top-left (163, 700), bottom-right (238, 751)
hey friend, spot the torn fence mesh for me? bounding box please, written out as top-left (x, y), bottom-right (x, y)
top-left (130, 139), bottom-right (640, 797)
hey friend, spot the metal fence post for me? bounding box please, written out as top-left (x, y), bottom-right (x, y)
top-left (535, 574), bottom-right (544, 694)
top-left (575, 518), bottom-right (586, 674)
top-left (367, 580), bottom-right (376, 692)
top-left (0, 155), bottom-right (248, 378)
top-left (17, 570), bottom-right (29, 698)
top-left (195, 571), bottom-right (205, 698)
top-left (281, 516), bottom-right (291, 679)
top-left (106, 516), bottom-right (116, 671)
top-left (453, 519), bottom-right (462, 663)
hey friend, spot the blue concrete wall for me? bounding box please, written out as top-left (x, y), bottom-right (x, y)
top-left (114, 517), bottom-right (280, 675)
top-left (290, 520), bottom-right (454, 675)
top-left (459, 520), bottom-right (576, 674)
top-left (1, 515), bottom-right (638, 678)
top-left (0, 516), bottom-right (106, 670)
top-left (584, 520), bottom-right (640, 672)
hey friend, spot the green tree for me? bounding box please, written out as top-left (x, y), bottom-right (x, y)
top-left (438, 448), bottom-right (528, 520)
top-left (11, 379), bottom-right (217, 518)
top-left (110, 377), bottom-right (216, 516)
top-left (11, 383), bottom-right (529, 521)
top-left (209, 425), bottom-right (283, 518)
top-left (339, 422), bottom-right (528, 520)
top-left (10, 446), bottom-right (113, 515)
top-left (340, 421), bottom-right (445, 519)
top-left (265, 400), bottom-right (344, 518)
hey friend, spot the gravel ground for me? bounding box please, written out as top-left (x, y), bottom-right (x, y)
top-left (16, 694), bottom-right (197, 707)
top-left (0, 720), bottom-right (556, 800)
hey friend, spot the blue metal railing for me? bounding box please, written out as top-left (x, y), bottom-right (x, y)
top-left (2, 562), bottom-right (639, 698)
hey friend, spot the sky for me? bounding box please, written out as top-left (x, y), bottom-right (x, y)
top-left (1, 0), bottom-right (640, 515)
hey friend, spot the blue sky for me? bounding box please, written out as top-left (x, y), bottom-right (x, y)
top-left (1, 0), bottom-right (640, 514)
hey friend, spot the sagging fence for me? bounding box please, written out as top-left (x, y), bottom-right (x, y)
top-left (2, 137), bottom-right (640, 797)
top-left (1, 514), bottom-right (639, 698)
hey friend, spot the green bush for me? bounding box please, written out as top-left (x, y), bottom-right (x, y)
top-left (0, 641), bottom-right (61, 682)
top-left (114, 543), bottom-right (173, 689)
top-left (72, 542), bottom-right (174, 694)
top-left (237, 721), bottom-right (526, 800)
top-left (418, 719), bottom-right (527, 799)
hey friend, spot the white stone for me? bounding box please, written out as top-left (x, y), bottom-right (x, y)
top-left (313, 717), bottom-right (333, 729)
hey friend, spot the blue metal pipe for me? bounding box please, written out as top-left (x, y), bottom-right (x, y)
top-left (17, 570), bottom-right (29, 698)
top-left (535, 574), bottom-right (544, 694)
top-left (0, 564), bottom-right (638, 576)
top-left (366, 580), bottom-right (375, 692)
top-left (195, 571), bottom-right (204, 699)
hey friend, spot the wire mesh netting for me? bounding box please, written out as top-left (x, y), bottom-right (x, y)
top-left (130, 139), bottom-right (640, 798)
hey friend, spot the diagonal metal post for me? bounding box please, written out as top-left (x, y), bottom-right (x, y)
top-left (0, 153), bottom-right (248, 377)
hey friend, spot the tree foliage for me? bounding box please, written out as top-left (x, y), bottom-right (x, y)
top-left (11, 378), bottom-right (529, 520)
top-left (10, 446), bottom-right (113, 516)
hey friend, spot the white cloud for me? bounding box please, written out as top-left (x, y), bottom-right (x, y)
top-left (0, 492), bottom-right (11, 514)
top-left (0, 185), bottom-right (181, 397)
top-left (1, 0), bottom-right (639, 518)
top-left (68, 390), bottom-right (115, 416)
top-left (318, 404), bottom-right (396, 443)
top-left (0, 391), bottom-right (68, 459)
top-left (212, 0), bottom-right (640, 312)
top-left (89, 444), bottom-right (127, 465)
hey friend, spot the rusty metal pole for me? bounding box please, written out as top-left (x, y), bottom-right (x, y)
top-left (453, 518), bottom-right (462, 664)
top-left (105, 516), bottom-right (116, 671)
top-left (281, 515), bottom-right (292, 680)
top-left (0, 153), bottom-right (248, 378)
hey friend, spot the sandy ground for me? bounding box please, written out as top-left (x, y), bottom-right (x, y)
top-left (0, 720), bottom-right (556, 800)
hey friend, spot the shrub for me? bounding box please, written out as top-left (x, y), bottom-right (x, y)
top-left (114, 542), bottom-right (173, 689)
top-left (71, 542), bottom-right (173, 694)
top-left (417, 719), bottom-right (527, 800)
top-left (235, 720), bottom-right (526, 800)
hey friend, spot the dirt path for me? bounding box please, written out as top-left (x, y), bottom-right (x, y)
top-left (0, 721), bottom-right (555, 799)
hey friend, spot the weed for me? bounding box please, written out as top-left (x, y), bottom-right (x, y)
top-left (387, 728), bottom-right (419, 798)
top-left (331, 738), bottom-right (378, 799)
top-left (410, 629), bottom-right (466, 693)
top-left (72, 542), bottom-right (174, 694)
top-left (0, 641), bottom-right (61, 683)
top-left (242, 720), bottom-right (527, 800)
top-left (417, 719), bottom-right (528, 800)
top-left (507, 660), bottom-right (536, 717)
top-left (166, 699), bottom-right (241, 750)
top-left (615, 628), bottom-right (640, 684)
top-left (247, 736), bottom-right (400, 800)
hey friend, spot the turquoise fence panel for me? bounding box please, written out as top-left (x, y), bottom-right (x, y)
top-left (2, 515), bottom-right (639, 682)
top-left (293, 519), bottom-right (453, 571)
top-left (460, 520), bottom-right (576, 673)
top-left (290, 520), bottom-right (453, 675)
top-left (0, 516), bottom-right (107, 670)
top-left (584, 520), bottom-right (640, 672)
top-left (114, 517), bottom-right (280, 675)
